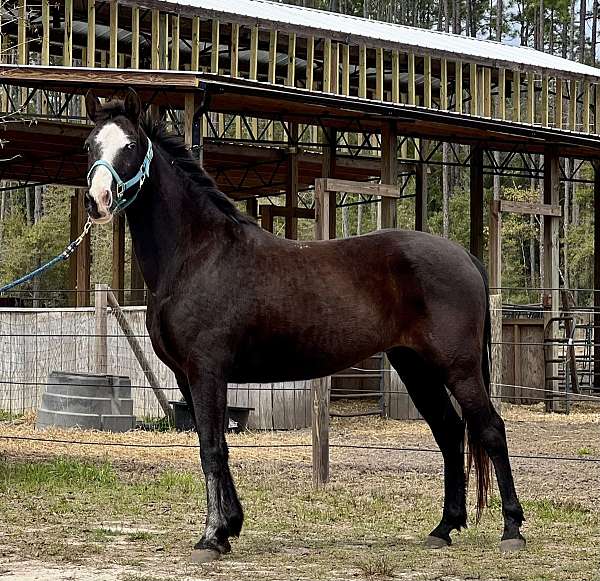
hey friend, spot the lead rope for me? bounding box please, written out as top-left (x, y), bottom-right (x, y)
top-left (0, 217), bottom-right (93, 294)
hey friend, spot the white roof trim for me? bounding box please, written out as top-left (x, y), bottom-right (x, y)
top-left (153, 0), bottom-right (600, 81)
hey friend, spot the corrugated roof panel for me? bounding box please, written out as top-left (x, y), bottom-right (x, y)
top-left (160, 0), bottom-right (600, 80)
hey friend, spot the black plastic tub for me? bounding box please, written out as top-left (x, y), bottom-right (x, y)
top-left (169, 400), bottom-right (253, 433)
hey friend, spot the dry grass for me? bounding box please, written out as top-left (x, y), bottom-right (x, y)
top-left (0, 405), bottom-right (600, 581)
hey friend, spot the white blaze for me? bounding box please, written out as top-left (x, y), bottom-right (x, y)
top-left (89, 122), bottom-right (129, 218)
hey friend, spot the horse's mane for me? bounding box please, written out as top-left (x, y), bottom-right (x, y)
top-left (98, 100), bottom-right (254, 225)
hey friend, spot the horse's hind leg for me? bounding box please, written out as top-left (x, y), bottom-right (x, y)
top-left (447, 365), bottom-right (525, 551)
top-left (387, 347), bottom-right (467, 548)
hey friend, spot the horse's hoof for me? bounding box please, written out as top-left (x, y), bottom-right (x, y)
top-left (500, 537), bottom-right (526, 553)
top-left (190, 548), bottom-right (221, 563)
top-left (424, 535), bottom-right (450, 549)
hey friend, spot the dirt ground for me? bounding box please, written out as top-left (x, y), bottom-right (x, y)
top-left (0, 403), bottom-right (599, 581)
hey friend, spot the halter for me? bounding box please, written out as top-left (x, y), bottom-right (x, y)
top-left (86, 136), bottom-right (154, 214)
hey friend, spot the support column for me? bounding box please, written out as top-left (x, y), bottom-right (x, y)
top-left (415, 159), bottom-right (428, 232)
top-left (469, 145), bottom-right (484, 260)
top-left (543, 147), bottom-right (561, 412)
top-left (245, 198), bottom-right (258, 219)
top-left (73, 189), bottom-right (90, 307)
top-left (380, 123), bottom-right (397, 229)
top-left (322, 127), bottom-right (337, 238)
top-left (594, 162), bottom-right (600, 391)
top-left (112, 215), bottom-right (125, 305)
top-left (285, 122), bottom-right (299, 239)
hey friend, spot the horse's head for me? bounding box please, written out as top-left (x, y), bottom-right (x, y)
top-left (84, 89), bottom-right (151, 224)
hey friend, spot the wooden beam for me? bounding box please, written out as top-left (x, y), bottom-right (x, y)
top-left (321, 127), bottom-right (337, 238)
top-left (541, 75), bottom-right (549, 127)
top-left (497, 68), bottom-right (506, 120)
top-left (455, 60), bottom-right (463, 113)
top-left (41, 0), bottom-right (50, 66)
top-left (131, 6), bottom-right (139, 69)
top-left (483, 67), bottom-right (491, 117)
top-left (285, 122), bottom-right (299, 239)
top-left (151, 10), bottom-right (160, 70)
top-left (18, 0), bottom-right (27, 65)
top-left (375, 48), bottom-right (384, 101)
top-left (341, 44), bottom-right (350, 96)
top-left (543, 147), bottom-right (561, 412)
top-left (569, 79), bottom-right (577, 130)
top-left (392, 50), bottom-right (400, 104)
top-left (323, 38), bottom-right (332, 92)
top-left (469, 63), bottom-right (477, 115)
top-left (75, 189), bottom-right (90, 307)
top-left (230, 22), bottom-right (239, 77)
top-left (407, 52), bottom-right (415, 105)
top-left (526, 71), bottom-right (534, 124)
top-left (159, 12), bottom-right (169, 69)
top-left (583, 80), bottom-right (591, 133)
top-left (331, 42), bottom-right (339, 94)
top-left (109, 0), bottom-right (118, 68)
top-left (555, 78), bottom-right (563, 129)
top-left (380, 123), bottom-right (397, 228)
top-left (287, 32), bottom-right (296, 87)
top-left (171, 14), bottom-right (180, 71)
top-left (306, 36), bottom-right (314, 90)
top-left (112, 215), bottom-right (125, 305)
top-left (249, 25), bottom-right (259, 80)
top-left (513, 70), bottom-right (521, 122)
top-left (321, 178), bottom-right (400, 198)
top-left (211, 19), bottom-right (220, 73)
top-left (469, 145), bottom-right (484, 260)
top-left (268, 29), bottom-right (277, 84)
top-left (311, 377), bottom-right (330, 488)
top-left (191, 17), bottom-right (200, 71)
top-left (94, 284), bottom-right (108, 375)
top-left (440, 58), bottom-right (447, 110)
top-left (499, 200), bottom-right (561, 217)
top-left (130, 249), bottom-right (145, 305)
top-left (184, 93), bottom-right (195, 147)
top-left (489, 199), bottom-right (501, 290)
top-left (359, 45), bottom-right (367, 98)
top-left (63, 0), bottom-right (73, 66)
top-left (415, 158), bottom-right (427, 232)
top-left (423, 55), bottom-right (432, 108)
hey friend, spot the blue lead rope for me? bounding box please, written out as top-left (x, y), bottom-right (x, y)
top-left (0, 218), bottom-right (93, 294)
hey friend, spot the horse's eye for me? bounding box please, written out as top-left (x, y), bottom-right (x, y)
top-left (126, 142), bottom-right (137, 150)
top-left (83, 142), bottom-right (90, 152)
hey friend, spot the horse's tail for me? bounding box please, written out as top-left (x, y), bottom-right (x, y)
top-left (466, 254), bottom-right (493, 523)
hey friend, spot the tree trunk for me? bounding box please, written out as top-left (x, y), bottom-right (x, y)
top-left (539, 0), bottom-right (544, 51)
top-left (593, 0), bottom-right (598, 65)
top-left (570, 0), bottom-right (576, 60)
top-left (363, 0), bottom-right (369, 19)
top-left (342, 204), bottom-right (350, 238)
top-left (357, 202), bottom-right (363, 235)
top-left (496, 0), bottom-right (503, 41)
top-left (580, 0), bottom-right (587, 63)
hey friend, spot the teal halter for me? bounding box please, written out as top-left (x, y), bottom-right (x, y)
top-left (86, 137), bottom-right (154, 214)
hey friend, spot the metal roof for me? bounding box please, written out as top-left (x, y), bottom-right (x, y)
top-left (156, 0), bottom-right (600, 81)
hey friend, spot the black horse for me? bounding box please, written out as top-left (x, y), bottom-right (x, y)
top-left (84, 90), bottom-right (525, 561)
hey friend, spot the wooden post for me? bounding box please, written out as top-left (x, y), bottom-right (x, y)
top-left (359, 45), bottom-right (367, 98)
top-left (380, 123), bottom-right (397, 229)
top-left (112, 215), bottom-right (125, 305)
top-left (423, 56), bottom-right (432, 109)
top-left (311, 376), bottom-right (330, 488)
top-left (171, 14), bottom-right (180, 71)
top-left (131, 6), bottom-right (139, 69)
top-left (68, 196), bottom-right (78, 307)
top-left (489, 199), bottom-right (502, 290)
top-left (314, 179), bottom-right (331, 241)
top-left (513, 70), bottom-right (521, 122)
top-left (75, 189), bottom-right (90, 307)
top-left (455, 61), bottom-right (463, 113)
top-left (440, 58), bottom-right (448, 110)
top-left (86, 0), bottom-right (95, 67)
top-left (109, 0), bottom-right (118, 68)
top-left (107, 289), bottom-right (174, 423)
top-left (470, 145), bottom-right (484, 260)
top-left (63, 0), bottom-right (73, 66)
top-left (322, 128), bottom-right (337, 238)
top-left (211, 20), bottom-right (220, 73)
top-left (498, 68), bottom-right (506, 120)
top-left (555, 78), bottom-right (563, 129)
top-left (191, 17), bottom-right (200, 71)
top-left (543, 147), bottom-right (561, 412)
top-left (490, 293), bottom-right (503, 415)
top-left (95, 284), bottom-right (108, 375)
top-left (407, 53), bottom-right (415, 105)
top-left (415, 157), bottom-right (427, 232)
top-left (469, 63), bottom-right (478, 115)
top-left (594, 162), bottom-right (600, 391)
top-left (285, 123), bottom-right (299, 239)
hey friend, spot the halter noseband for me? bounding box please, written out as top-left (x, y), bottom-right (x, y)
top-left (86, 136), bottom-right (154, 214)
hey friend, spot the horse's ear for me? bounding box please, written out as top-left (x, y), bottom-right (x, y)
top-left (85, 91), bottom-right (101, 122)
top-left (124, 89), bottom-right (141, 123)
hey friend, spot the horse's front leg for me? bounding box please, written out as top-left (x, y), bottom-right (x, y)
top-left (188, 367), bottom-right (244, 562)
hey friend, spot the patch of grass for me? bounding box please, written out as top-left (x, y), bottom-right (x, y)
top-left (577, 447), bottom-right (593, 456)
top-left (0, 457), bottom-right (117, 492)
top-left (524, 498), bottom-right (589, 523)
top-left (356, 554), bottom-right (396, 579)
top-left (126, 531), bottom-right (154, 542)
top-left (120, 575), bottom-right (176, 581)
top-left (0, 410), bottom-right (23, 422)
top-left (89, 527), bottom-right (120, 542)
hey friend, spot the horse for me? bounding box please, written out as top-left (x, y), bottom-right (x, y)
top-left (83, 89), bottom-right (525, 561)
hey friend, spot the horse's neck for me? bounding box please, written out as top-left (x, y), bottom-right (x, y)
top-left (125, 154), bottom-right (227, 293)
